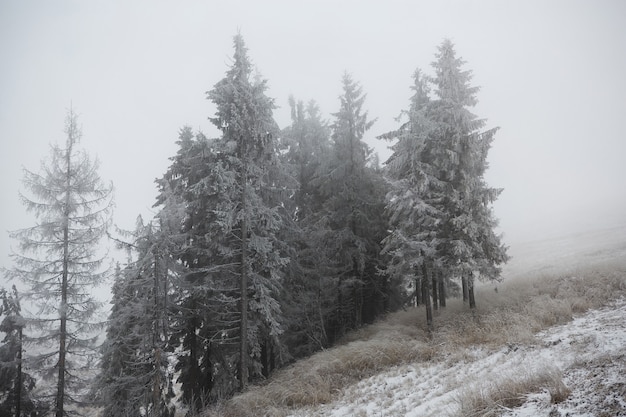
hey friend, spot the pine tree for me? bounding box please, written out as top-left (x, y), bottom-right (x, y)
top-left (0, 286), bottom-right (41, 417)
top-left (7, 109), bottom-right (113, 416)
top-left (429, 40), bottom-right (508, 308)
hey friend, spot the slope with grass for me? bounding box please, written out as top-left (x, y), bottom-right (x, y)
top-left (300, 297), bottom-right (626, 417)
top-left (201, 225), bottom-right (626, 417)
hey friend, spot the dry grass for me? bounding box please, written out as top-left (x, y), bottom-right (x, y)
top-left (209, 329), bottom-right (437, 416)
top-left (434, 260), bottom-right (626, 351)
top-left (456, 366), bottom-right (571, 417)
top-left (204, 258), bottom-right (626, 417)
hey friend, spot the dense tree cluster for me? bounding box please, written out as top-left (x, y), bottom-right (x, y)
top-left (3, 34), bottom-right (506, 416)
top-left (381, 40), bottom-right (508, 329)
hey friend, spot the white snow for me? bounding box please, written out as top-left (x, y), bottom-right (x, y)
top-left (288, 298), bottom-right (626, 417)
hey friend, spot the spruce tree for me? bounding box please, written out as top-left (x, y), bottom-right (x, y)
top-left (206, 33), bottom-right (287, 391)
top-left (7, 109), bottom-right (112, 416)
top-left (0, 286), bottom-right (41, 417)
top-left (95, 217), bottom-right (176, 417)
top-left (279, 97), bottom-right (336, 355)
top-left (380, 69), bottom-right (441, 329)
top-left (429, 39), bottom-right (508, 307)
top-left (281, 97), bottom-right (332, 221)
top-left (95, 264), bottom-right (145, 417)
top-left (156, 128), bottom-right (217, 410)
top-left (156, 34), bottom-right (288, 402)
top-left (382, 40), bottom-right (507, 325)
top-left (313, 73), bottom-right (387, 342)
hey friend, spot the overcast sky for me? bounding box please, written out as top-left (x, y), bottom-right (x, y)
top-left (1, 0), bottom-right (625, 278)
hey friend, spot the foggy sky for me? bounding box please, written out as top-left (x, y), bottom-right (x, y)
top-left (1, 0), bottom-right (625, 278)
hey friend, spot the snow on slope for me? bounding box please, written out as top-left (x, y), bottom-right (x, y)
top-left (503, 224), bottom-right (626, 280)
top-left (288, 298), bottom-right (626, 417)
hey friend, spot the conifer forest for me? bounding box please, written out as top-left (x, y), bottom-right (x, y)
top-left (1, 35), bottom-right (509, 417)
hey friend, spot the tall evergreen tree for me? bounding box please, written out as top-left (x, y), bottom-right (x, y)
top-left (0, 286), bottom-right (41, 417)
top-left (313, 73), bottom-right (387, 342)
top-left (156, 34), bottom-right (288, 404)
top-left (279, 97), bottom-right (336, 356)
top-left (7, 109), bottom-right (113, 416)
top-left (281, 97), bottom-right (331, 221)
top-left (382, 40), bottom-right (507, 327)
top-left (206, 33), bottom-right (288, 392)
top-left (380, 69), bottom-right (441, 329)
top-left (95, 217), bottom-right (176, 417)
top-left (429, 39), bottom-right (508, 307)
top-left (156, 128), bottom-right (218, 410)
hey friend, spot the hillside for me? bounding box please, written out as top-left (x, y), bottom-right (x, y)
top-left (286, 298), bottom-right (626, 417)
top-left (202, 225), bottom-right (626, 417)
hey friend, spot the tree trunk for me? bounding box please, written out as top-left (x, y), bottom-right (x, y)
top-left (16, 326), bottom-right (22, 417)
top-left (163, 256), bottom-right (169, 341)
top-left (415, 275), bottom-right (421, 307)
top-left (261, 339), bottom-right (275, 378)
top-left (153, 348), bottom-right (162, 417)
top-left (317, 277), bottom-right (328, 347)
top-left (56, 262), bottom-right (67, 417)
top-left (421, 273), bottom-right (428, 306)
top-left (153, 251), bottom-right (162, 416)
top-left (431, 272), bottom-right (438, 311)
top-left (354, 280), bottom-right (363, 328)
top-left (421, 264), bottom-right (433, 332)
top-left (468, 276), bottom-right (476, 309)
top-left (462, 275), bottom-right (469, 303)
top-left (261, 341), bottom-right (269, 378)
top-left (239, 170), bottom-right (249, 392)
top-left (382, 275), bottom-right (390, 311)
top-left (438, 271), bottom-right (446, 308)
top-left (57, 142), bottom-right (72, 417)
top-left (335, 274), bottom-right (343, 342)
top-left (351, 258), bottom-right (363, 328)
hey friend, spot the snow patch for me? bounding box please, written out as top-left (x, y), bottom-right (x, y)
top-left (289, 299), bottom-right (626, 417)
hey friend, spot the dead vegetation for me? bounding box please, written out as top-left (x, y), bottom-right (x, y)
top-left (204, 258), bottom-right (626, 417)
top-left (456, 366), bottom-right (571, 417)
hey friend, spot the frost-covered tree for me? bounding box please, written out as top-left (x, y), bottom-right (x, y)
top-left (7, 109), bottom-right (112, 416)
top-left (312, 73), bottom-right (387, 342)
top-left (95, 216), bottom-right (176, 417)
top-left (278, 97), bottom-right (337, 355)
top-left (156, 34), bottom-right (288, 403)
top-left (281, 97), bottom-right (331, 221)
top-left (155, 128), bottom-right (219, 411)
top-left (382, 40), bottom-right (507, 326)
top-left (0, 286), bottom-right (42, 417)
top-left (381, 69), bottom-right (441, 329)
top-left (205, 33), bottom-right (288, 392)
top-left (429, 39), bottom-right (508, 308)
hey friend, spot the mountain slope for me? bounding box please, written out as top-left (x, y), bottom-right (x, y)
top-left (289, 298), bottom-right (625, 417)
top-left (203, 226), bottom-right (626, 417)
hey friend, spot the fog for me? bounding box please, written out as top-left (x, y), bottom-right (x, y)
top-left (1, 0), bottom-right (625, 277)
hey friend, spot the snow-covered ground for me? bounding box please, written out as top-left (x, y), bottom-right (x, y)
top-left (288, 298), bottom-right (626, 417)
top-left (503, 224), bottom-right (626, 279)
top-left (500, 298), bottom-right (626, 417)
top-left (282, 227), bottom-right (626, 417)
